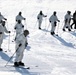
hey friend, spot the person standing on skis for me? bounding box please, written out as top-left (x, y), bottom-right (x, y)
top-left (49, 11), bottom-right (60, 35)
top-left (14, 20), bottom-right (24, 38)
top-left (0, 21), bottom-right (10, 51)
top-left (0, 12), bottom-right (7, 23)
top-left (14, 30), bottom-right (29, 67)
top-left (70, 10), bottom-right (76, 29)
top-left (37, 10), bottom-right (47, 29)
top-left (16, 11), bottom-right (26, 22)
top-left (63, 11), bottom-right (72, 31)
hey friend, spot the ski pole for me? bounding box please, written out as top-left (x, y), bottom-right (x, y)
top-left (34, 20), bottom-right (38, 29)
top-left (5, 47), bottom-right (19, 67)
top-left (5, 20), bottom-right (9, 30)
top-left (45, 22), bottom-right (50, 35)
top-left (5, 20), bottom-right (11, 51)
top-left (45, 17), bottom-right (47, 30)
top-left (12, 30), bottom-right (16, 37)
top-left (24, 20), bottom-right (27, 29)
top-left (12, 30), bottom-right (16, 42)
top-left (59, 21), bottom-right (65, 36)
top-left (61, 21), bottom-right (64, 29)
top-left (8, 33), bottom-right (11, 52)
top-left (5, 51), bottom-right (16, 67)
top-left (56, 22), bottom-right (60, 34)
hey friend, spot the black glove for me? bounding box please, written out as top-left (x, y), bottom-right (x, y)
top-left (9, 31), bottom-right (11, 33)
top-left (16, 20), bottom-right (17, 22)
top-left (25, 42), bottom-right (28, 47)
top-left (45, 15), bottom-right (47, 17)
top-left (14, 27), bottom-right (16, 29)
top-left (22, 25), bottom-right (24, 28)
top-left (54, 25), bottom-right (56, 27)
top-left (19, 43), bottom-right (22, 47)
top-left (37, 17), bottom-right (39, 19)
top-left (58, 20), bottom-right (60, 22)
top-left (24, 18), bottom-right (26, 20)
top-left (0, 32), bottom-right (2, 34)
top-left (50, 21), bottom-right (51, 23)
top-left (5, 18), bottom-right (7, 20)
top-left (2, 24), bottom-right (5, 27)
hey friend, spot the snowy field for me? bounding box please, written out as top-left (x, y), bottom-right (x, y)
top-left (0, 0), bottom-right (76, 75)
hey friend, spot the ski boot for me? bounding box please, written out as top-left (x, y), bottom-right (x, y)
top-left (0, 48), bottom-right (3, 51)
top-left (19, 61), bottom-right (25, 66)
top-left (14, 62), bottom-right (19, 67)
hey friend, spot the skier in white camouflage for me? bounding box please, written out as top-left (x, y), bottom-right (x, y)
top-left (14, 20), bottom-right (24, 38)
top-left (49, 11), bottom-right (60, 35)
top-left (37, 11), bottom-right (47, 29)
top-left (16, 11), bottom-right (26, 22)
top-left (0, 12), bottom-right (7, 23)
top-left (0, 21), bottom-right (10, 51)
top-left (14, 30), bottom-right (29, 67)
top-left (70, 10), bottom-right (76, 29)
top-left (63, 11), bottom-right (72, 31)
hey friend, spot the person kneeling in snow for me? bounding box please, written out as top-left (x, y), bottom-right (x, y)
top-left (0, 21), bottom-right (10, 51)
top-left (14, 30), bottom-right (29, 67)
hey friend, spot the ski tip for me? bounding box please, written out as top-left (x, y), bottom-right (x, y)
top-left (27, 67), bottom-right (30, 69)
top-left (13, 65), bottom-right (30, 69)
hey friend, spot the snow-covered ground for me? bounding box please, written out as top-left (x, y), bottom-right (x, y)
top-left (0, 0), bottom-right (76, 75)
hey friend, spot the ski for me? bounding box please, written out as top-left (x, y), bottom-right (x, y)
top-left (54, 34), bottom-right (58, 36)
top-left (63, 30), bottom-right (75, 33)
top-left (5, 65), bottom-right (30, 69)
top-left (16, 66), bottom-right (30, 69)
top-left (52, 34), bottom-right (58, 36)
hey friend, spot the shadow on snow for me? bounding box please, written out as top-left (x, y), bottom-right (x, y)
top-left (53, 35), bottom-right (75, 48)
